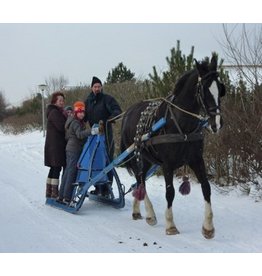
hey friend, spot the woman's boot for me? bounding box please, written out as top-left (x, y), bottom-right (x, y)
top-left (46, 177), bottom-right (52, 198)
top-left (50, 178), bottom-right (59, 198)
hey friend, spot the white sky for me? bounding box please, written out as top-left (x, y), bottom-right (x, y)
top-left (0, 1), bottom-right (261, 106)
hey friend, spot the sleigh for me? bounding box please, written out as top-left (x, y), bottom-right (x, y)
top-left (45, 118), bottom-right (165, 213)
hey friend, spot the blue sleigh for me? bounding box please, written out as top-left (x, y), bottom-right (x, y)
top-left (45, 118), bottom-right (165, 213)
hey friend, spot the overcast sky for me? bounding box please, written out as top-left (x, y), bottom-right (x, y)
top-left (0, 1), bottom-right (261, 106)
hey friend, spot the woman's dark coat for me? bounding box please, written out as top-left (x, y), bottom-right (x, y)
top-left (44, 104), bottom-right (67, 167)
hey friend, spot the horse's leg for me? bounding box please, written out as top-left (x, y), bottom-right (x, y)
top-left (132, 183), bottom-right (157, 225)
top-left (132, 165), bottom-right (145, 220)
top-left (188, 159), bottom-right (215, 239)
top-left (144, 192), bottom-right (157, 226)
top-left (132, 183), bottom-right (158, 225)
top-left (132, 162), bottom-right (157, 225)
top-left (132, 197), bottom-right (142, 220)
top-left (163, 166), bottom-right (180, 235)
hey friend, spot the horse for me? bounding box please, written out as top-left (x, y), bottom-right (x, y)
top-left (120, 54), bottom-right (226, 239)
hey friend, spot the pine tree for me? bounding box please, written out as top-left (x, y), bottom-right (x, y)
top-left (106, 62), bottom-right (135, 84)
top-left (147, 40), bottom-right (195, 97)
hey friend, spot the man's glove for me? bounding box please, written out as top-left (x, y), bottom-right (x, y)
top-left (91, 124), bottom-right (100, 135)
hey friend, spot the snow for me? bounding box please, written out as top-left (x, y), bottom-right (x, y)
top-left (0, 130), bottom-right (261, 273)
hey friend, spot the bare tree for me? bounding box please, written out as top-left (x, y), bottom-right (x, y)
top-left (44, 74), bottom-right (69, 95)
top-left (217, 24), bottom-right (262, 193)
top-left (221, 24), bottom-right (262, 87)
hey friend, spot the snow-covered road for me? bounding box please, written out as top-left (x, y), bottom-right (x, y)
top-left (0, 131), bottom-right (262, 253)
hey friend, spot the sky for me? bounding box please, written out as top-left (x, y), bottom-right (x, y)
top-left (0, 23), bottom-right (225, 106)
top-left (0, 1), bottom-right (261, 106)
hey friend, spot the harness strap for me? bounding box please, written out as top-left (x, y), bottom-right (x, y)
top-left (196, 81), bottom-right (208, 115)
top-left (167, 105), bottom-right (184, 135)
top-left (145, 132), bottom-right (204, 146)
top-left (144, 97), bottom-right (205, 120)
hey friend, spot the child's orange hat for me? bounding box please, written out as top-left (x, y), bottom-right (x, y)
top-left (73, 101), bottom-right (85, 113)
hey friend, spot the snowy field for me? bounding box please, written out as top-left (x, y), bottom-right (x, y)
top-left (0, 130), bottom-right (261, 273)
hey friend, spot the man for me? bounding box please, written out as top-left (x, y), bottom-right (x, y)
top-left (84, 76), bottom-right (122, 195)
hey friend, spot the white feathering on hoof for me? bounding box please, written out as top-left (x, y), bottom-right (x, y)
top-left (166, 226), bottom-right (180, 235)
top-left (144, 193), bottom-right (157, 226)
top-left (132, 198), bottom-right (141, 220)
top-left (165, 207), bottom-right (179, 235)
top-left (202, 226), bottom-right (215, 239)
top-left (202, 201), bottom-right (215, 239)
top-left (146, 216), bottom-right (157, 226)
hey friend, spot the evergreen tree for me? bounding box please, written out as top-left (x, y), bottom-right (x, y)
top-left (147, 40), bottom-right (195, 98)
top-left (106, 62), bottom-right (135, 84)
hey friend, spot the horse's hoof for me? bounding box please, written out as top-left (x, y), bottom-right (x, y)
top-left (132, 213), bottom-right (143, 220)
top-left (146, 216), bottom-right (157, 226)
top-left (202, 226), bottom-right (215, 239)
top-left (166, 226), bottom-right (180, 235)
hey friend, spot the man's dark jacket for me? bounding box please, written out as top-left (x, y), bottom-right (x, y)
top-left (84, 91), bottom-right (122, 158)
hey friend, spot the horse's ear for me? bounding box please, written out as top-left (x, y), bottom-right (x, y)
top-left (210, 53), bottom-right (218, 71)
top-left (195, 58), bottom-right (206, 76)
top-left (194, 58), bottom-right (201, 73)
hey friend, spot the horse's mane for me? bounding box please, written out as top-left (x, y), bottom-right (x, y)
top-left (173, 69), bottom-right (195, 96)
top-left (173, 59), bottom-right (210, 97)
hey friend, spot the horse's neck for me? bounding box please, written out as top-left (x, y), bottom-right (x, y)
top-left (174, 87), bottom-right (198, 112)
top-left (170, 85), bottom-right (201, 132)
top-left (174, 72), bottom-right (199, 110)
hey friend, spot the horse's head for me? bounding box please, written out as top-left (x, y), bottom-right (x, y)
top-left (195, 54), bottom-right (226, 133)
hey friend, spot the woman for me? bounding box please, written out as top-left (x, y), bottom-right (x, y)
top-left (44, 91), bottom-right (67, 198)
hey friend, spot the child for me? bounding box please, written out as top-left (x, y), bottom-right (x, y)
top-left (64, 105), bottom-right (73, 117)
top-left (58, 101), bottom-right (91, 203)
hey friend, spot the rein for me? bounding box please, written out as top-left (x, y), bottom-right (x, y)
top-left (144, 70), bottom-right (221, 120)
top-left (144, 97), bottom-right (207, 121)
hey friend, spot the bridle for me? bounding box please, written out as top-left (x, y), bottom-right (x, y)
top-left (196, 71), bottom-right (221, 118)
